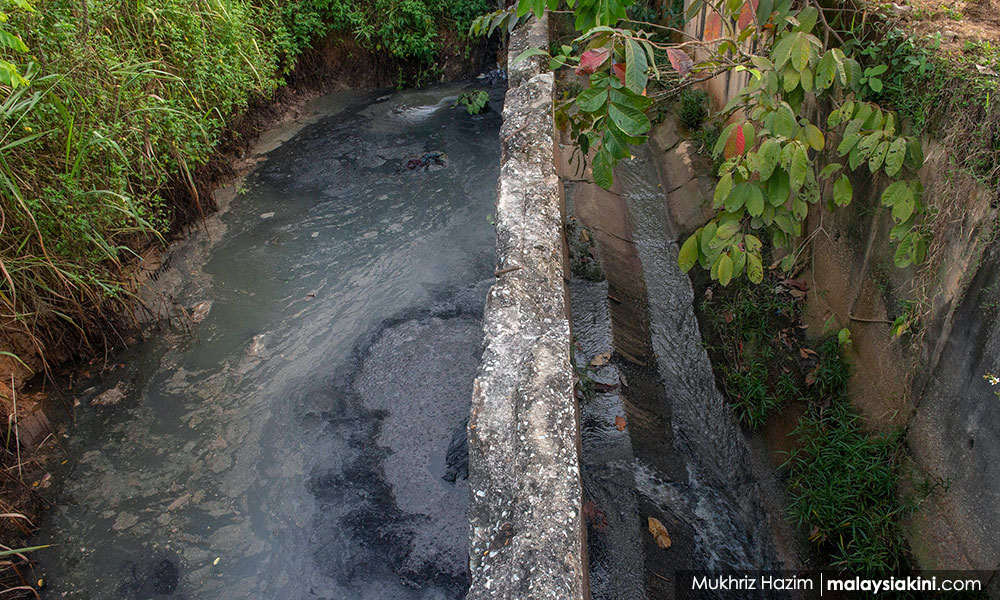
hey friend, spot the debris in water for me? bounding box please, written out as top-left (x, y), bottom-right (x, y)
top-left (190, 300), bottom-right (212, 323)
top-left (583, 500), bottom-right (608, 532)
top-left (404, 150), bottom-right (447, 171)
top-left (647, 516), bottom-right (672, 549)
top-left (614, 415), bottom-right (627, 431)
top-left (590, 352), bottom-right (611, 367)
top-left (260, 212), bottom-right (275, 219)
top-left (442, 418), bottom-right (469, 483)
top-left (91, 382), bottom-right (128, 406)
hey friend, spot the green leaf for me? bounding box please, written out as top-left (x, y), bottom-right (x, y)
top-left (679, 233), bottom-right (700, 272)
top-left (894, 233), bottom-right (914, 268)
top-left (791, 34), bottom-right (811, 72)
top-left (833, 174), bottom-right (852, 207)
top-left (772, 34), bottom-right (795, 69)
top-left (837, 133), bottom-right (860, 157)
top-left (747, 250), bottom-right (763, 283)
top-left (795, 6), bottom-right (818, 32)
top-left (592, 149), bottom-right (614, 189)
top-left (868, 77), bottom-right (883, 92)
top-left (884, 137), bottom-right (906, 177)
top-left (819, 163), bottom-right (842, 178)
top-left (717, 220), bottom-right (741, 240)
top-left (576, 87), bottom-right (607, 112)
top-left (624, 39), bottom-right (648, 94)
top-left (758, 139), bottom-right (781, 180)
top-left (726, 182), bottom-right (751, 213)
top-left (816, 51), bottom-right (836, 90)
top-left (714, 172), bottom-right (733, 208)
top-left (868, 140), bottom-right (889, 173)
top-left (718, 253), bottom-right (734, 286)
top-left (881, 180), bottom-right (912, 207)
top-left (767, 170), bottom-right (790, 206)
top-left (790, 145), bottom-right (809, 191)
top-left (773, 104), bottom-right (797, 138)
top-left (607, 102), bottom-right (651, 136)
top-left (906, 138), bottom-right (925, 169)
top-left (746, 184), bottom-right (765, 217)
top-left (512, 47), bottom-right (549, 65)
top-left (804, 124), bottom-right (825, 151)
top-left (891, 193), bottom-right (914, 222)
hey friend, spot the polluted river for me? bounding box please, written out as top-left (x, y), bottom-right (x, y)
top-left (36, 84), bottom-right (502, 599)
top-left (34, 81), bottom-right (780, 599)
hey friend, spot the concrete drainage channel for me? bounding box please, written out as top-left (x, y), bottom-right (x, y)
top-left (468, 14), bottom-right (783, 600)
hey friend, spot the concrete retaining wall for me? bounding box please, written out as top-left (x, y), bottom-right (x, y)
top-left (466, 14), bottom-right (589, 600)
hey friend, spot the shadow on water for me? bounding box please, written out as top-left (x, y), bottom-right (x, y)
top-left (34, 81), bottom-right (503, 599)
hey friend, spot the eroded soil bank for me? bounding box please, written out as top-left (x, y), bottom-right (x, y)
top-left (32, 83), bottom-right (501, 598)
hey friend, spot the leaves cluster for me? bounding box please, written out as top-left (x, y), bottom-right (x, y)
top-left (502, 0), bottom-right (930, 287)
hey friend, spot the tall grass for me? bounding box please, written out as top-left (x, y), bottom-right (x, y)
top-left (0, 0), bottom-right (487, 368)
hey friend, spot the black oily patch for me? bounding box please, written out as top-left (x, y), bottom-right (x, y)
top-left (303, 303), bottom-right (481, 597)
top-left (118, 551), bottom-right (183, 598)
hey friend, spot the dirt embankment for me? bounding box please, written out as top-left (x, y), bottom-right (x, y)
top-left (0, 30), bottom-right (495, 590)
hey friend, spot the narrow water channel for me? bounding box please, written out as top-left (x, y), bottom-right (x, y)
top-left (36, 84), bottom-right (502, 599)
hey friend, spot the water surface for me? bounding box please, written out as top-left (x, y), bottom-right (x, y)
top-left (37, 83), bottom-right (501, 599)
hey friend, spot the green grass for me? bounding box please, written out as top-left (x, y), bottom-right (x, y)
top-left (0, 0), bottom-right (486, 364)
top-left (785, 399), bottom-right (908, 575)
top-left (699, 277), bottom-right (801, 430)
top-left (697, 276), bottom-right (910, 573)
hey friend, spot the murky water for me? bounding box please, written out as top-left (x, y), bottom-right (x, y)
top-left (36, 83), bottom-right (502, 599)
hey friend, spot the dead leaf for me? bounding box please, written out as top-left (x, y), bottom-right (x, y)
top-left (666, 48), bottom-right (694, 77)
top-left (590, 352), bottom-right (611, 367)
top-left (782, 278), bottom-right (809, 291)
top-left (723, 310), bottom-right (735, 323)
top-left (805, 366), bottom-right (819, 386)
top-left (580, 229), bottom-right (590, 243)
top-left (788, 288), bottom-right (807, 299)
top-left (647, 516), bottom-right (672, 549)
top-left (619, 372), bottom-right (628, 387)
top-left (799, 348), bottom-right (817, 359)
top-left (614, 415), bottom-right (627, 431)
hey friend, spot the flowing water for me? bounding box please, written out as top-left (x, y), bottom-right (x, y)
top-left (35, 83), bottom-right (502, 599)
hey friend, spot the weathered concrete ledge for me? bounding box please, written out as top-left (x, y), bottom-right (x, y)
top-left (467, 14), bottom-right (588, 600)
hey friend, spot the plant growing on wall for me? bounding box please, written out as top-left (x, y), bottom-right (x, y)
top-left (483, 0), bottom-right (928, 286)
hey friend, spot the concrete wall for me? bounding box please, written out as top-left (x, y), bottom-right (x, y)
top-left (679, 0), bottom-right (1000, 570)
top-left (467, 14), bottom-right (589, 599)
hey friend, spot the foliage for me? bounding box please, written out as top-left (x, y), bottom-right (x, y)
top-left (485, 0), bottom-right (930, 289)
top-left (0, 0), bottom-right (485, 363)
top-left (454, 90), bottom-right (489, 114)
top-left (677, 88), bottom-right (708, 130)
top-left (785, 399), bottom-right (908, 574)
top-left (0, 0), bottom-right (31, 88)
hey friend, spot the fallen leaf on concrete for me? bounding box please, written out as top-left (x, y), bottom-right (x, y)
top-left (614, 415), bottom-right (627, 431)
top-left (648, 516), bottom-right (672, 549)
top-left (590, 352), bottom-right (611, 367)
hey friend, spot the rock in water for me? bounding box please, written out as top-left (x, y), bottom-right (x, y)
top-left (442, 418), bottom-right (469, 483)
top-left (92, 382), bottom-right (128, 406)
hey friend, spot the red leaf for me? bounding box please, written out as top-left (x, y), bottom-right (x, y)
top-left (724, 125), bottom-right (746, 159)
top-left (666, 48), bottom-right (693, 77)
top-left (614, 415), bottom-right (627, 431)
top-left (576, 47), bottom-right (610, 76)
top-left (737, 1), bottom-right (755, 29)
top-left (612, 62), bottom-right (626, 85)
top-left (705, 12), bottom-right (722, 40)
